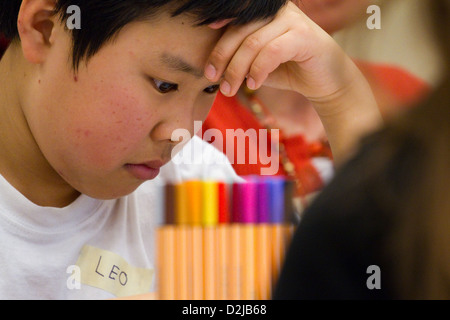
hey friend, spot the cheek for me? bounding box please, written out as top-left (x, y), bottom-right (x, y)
top-left (104, 88), bottom-right (154, 140)
top-left (69, 85), bottom-right (155, 166)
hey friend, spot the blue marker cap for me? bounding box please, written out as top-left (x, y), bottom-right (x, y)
top-left (267, 176), bottom-right (285, 223)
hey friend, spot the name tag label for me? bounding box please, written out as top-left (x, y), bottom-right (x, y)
top-left (75, 245), bottom-right (154, 298)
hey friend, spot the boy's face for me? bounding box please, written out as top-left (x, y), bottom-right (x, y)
top-left (24, 13), bottom-right (222, 199)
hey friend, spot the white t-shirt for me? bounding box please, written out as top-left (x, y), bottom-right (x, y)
top-left (0, 136), bottom-right (240, 300)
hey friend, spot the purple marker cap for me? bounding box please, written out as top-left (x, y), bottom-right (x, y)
top-left (257, 178), bottom-right (270, 223)
top-left (268, 177), bottom-right (285, 223)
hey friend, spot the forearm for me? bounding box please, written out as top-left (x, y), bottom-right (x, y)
top-left (311, 65), bottom-right (383, 166)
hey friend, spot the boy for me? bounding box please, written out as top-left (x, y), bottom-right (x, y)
top-left (0, 0), bottom-right (381, 299)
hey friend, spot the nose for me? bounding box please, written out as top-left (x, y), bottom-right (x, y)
top-left (149, 97), bottom-right (197, 144)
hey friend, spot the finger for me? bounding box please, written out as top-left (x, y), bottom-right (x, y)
top-left (247, 30), bottom-right (303, 91)
top-left (218, 23), bottom-right (290, 96)
top-left (204, 20), bottom-right (269, 83)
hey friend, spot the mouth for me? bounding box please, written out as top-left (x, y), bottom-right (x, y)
top-left (125, 160), bottom-right (165, 181)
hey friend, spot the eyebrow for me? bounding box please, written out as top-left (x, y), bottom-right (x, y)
top-left (160, 53), bottom-right (205, 79)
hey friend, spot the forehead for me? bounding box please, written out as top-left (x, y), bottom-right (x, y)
top-left (111, 12), bottom-right (223, 72)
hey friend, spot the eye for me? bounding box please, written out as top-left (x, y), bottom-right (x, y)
top-left (203, 84), bottom-right (220, 94)
top-left (152, 78), bottom-right (178, 93)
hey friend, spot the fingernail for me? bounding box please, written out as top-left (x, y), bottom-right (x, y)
top-left (246, 77), bottom-right (256, 90)
top-left (220, 80), bottom-right (231, 96)
top-left (205, 64), bottom-right (216, 80)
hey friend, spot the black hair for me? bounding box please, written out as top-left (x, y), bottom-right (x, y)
top-left (0, 0), bottom-right (288, 69)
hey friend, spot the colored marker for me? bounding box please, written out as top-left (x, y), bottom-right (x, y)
top-left (217, 182), bottom-right (231, 300)
top-left (157, 183), bottom-right (176, 300)
top-left (174, 226), bottom-right (189, 300)
top-left (185, 180), bottom-right (202, 225)
top-left (156, 225), bottom-right (175, 300)
top-left (229, 182), bottom-right (245, 299)
top-left (202, 181), bottom-right (219, 300)
top-left (239, 178), bottom-right (257, 300)
top-left (255, 177), bottom-right (272, 300)
top-left (174, 182), bottom-right (190, 299)
top-left (157, 177), bottom-right (297, 301)
top-left (185, 180), bottom-right (204, 299)
top-left (267, 176), bottom-right (286, 292)
top-left (191, 222), bottom-right (203, 300)
top-left (175, 182), bottom-right (188, 225)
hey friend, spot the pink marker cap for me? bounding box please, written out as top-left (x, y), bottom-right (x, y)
top-left (240, 177), bottom-right (258, 223)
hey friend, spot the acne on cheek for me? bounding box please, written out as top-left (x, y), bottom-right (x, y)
top-left (104, 91), bottom-right (154, 144)
top-left (107, 88), bottom-right (152, 126)
top-left (75, 128), bottom-right (91, 137)
top-left (75, 83), bottom-right (153, 148)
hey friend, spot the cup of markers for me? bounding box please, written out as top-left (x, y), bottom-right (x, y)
top-left (156, 176), bottom-right (298, 300)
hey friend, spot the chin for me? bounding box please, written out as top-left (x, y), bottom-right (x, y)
top-left (78, 183), bottom-right (142, 200)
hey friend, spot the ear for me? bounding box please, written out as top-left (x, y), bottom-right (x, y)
top-left (17, 0), bottom-right (57, 64)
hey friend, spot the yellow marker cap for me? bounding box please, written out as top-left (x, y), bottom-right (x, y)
top-left (202, 181), bottom-right (218, 226)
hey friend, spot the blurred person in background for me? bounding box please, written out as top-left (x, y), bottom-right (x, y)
top-left (293, 0), bottom-right (372, 34)
top-left (329, 0), bottom-right (444, 117)
top-left (274, 0), bottom-right (450, 300)
top-left (203, 0), bottom-right (442, 213)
